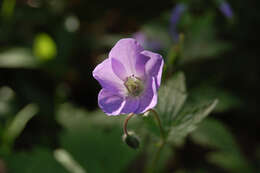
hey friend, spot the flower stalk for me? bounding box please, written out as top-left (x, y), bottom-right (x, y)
top-left (123, 113), bottom-right (135, 136)
top-left (148, 109), bottom-right (165, 140)
top-left (123, 113), bottom-right (140, 149)
top-left (145, 109), bottom-right (166, 173)
top-left (123, 109), bottom-right (166, 171)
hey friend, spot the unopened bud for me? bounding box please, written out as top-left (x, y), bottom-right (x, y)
top-left (122, 131), bottom-right (140, 149)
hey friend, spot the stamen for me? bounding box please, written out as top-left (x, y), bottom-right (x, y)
top-left (124, 75), bottom-right (144, 97)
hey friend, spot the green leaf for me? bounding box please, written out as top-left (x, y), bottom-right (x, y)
top-left (54, 149), bottom-right (87, 173)
top-left (0, 86), bottom-right (15, 116)
top-left (155, 72), bottom-right (218, 145)
top-left (191, 118), bottom-right (238, 152)
top-left (56, 103), bottom-right (125, 129)
top-left (3, 148), bottom-right (69, 173)
top-left (60, 125), bottom-right (138, 173)
top-left (207, 152), bottom-right (254, 173)
top-left (2, 104), bottom-right (38, 150)
top-left (0, 48), bottom-right (38, 68)
top-left (189, 85), bottom-right (242, 113)
top-left (167, 99), bottom-right (218, 145)
top-left (156, 72), bottom-right (187, 131)
top-left (191, 118), bottom-right (255, 173)
top-left (57, 103), bottom-right (139, 173)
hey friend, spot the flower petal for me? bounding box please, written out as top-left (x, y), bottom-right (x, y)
top-left (135, 54), bottom-right (150, 79)
top-left (141, 50), bottom-right (164, 90)
top-left (134, 77), bottom-right (158, 114)
top-left (121, 97), bottom-right (140, 114)
top-left (111, 58), bottom-right (128, 81)
top-left (93, 58), bottom-right (125, 94)
top-left (98, 89), bottom-right (125, 116)
top-left (109, 38), bottom-right (144, 76)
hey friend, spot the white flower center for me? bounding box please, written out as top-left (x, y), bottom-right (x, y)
top-left (124, 75), bottom-right (144, 97)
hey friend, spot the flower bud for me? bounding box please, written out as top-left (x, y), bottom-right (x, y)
top-left (122, 131), bottom-right (140, 149)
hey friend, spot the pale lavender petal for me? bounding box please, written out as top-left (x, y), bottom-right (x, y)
top-left (134, 77), bottom-right (158, 114)
top-left (141, 50), bottom-right (164, 89)
top-left (120, 97), bottom-right (140, 114)
top-left (111, 58), bottom-right (128, 81)
top-left (98, 89), bottom-right (125, 116)
top-left (135, 54), bottom-right (150, 79)
top-left (109, 38), bottom-right (144, 76)
top-left (93, 58), bottom-right (125, 94)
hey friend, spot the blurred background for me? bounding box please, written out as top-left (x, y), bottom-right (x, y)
top-left (0, 0), bottom-right (259, 172)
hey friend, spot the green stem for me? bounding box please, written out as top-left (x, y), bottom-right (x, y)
top-left (150, 140), bottom-right (166, 172)
top-left (149, 109), bottom-right (165, 140)
top-left (146, 109), bottom-right (166, 173)
top-left (123, 110), bottom-right (166, 173)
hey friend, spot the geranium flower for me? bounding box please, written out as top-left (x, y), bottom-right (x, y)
top-left (93, 38), bottom-right (164, 116)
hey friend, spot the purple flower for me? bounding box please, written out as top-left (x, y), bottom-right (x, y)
top-left (170, 3), bottom-right (187, 42)
top-left (93, 38), bottom-right (164, 116)
top-left (219, 1), bottom-right (233, 19)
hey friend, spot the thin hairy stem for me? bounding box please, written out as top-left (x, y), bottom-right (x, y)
top-left (149, 109), bottom-right (165, 140)
top-left (146, 109), bottom-right (166, 173)
top-left (123, 113), bottom-right (135, 136)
